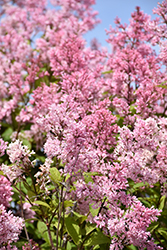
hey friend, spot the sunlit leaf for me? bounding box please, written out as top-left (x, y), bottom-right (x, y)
top-left (65, 216), bottom-right (81, 245)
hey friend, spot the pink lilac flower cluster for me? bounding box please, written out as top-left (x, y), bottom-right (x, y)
top-left (0, 0), bottom-right (167, 249)
top-left (114, 117), bottom-right (167, 185)
top-left (0, 141), bottom-right (24, 248)
top-left (2, 140), bottom-right (34, 182)
top-left (96, 198), bottom-right (161, 250)
top-left (0, 176), bottom-right (13, 208)
top-left (105, 6), bottom-right (166, 122)
top-left (0, 140), bottom-right (23, 248)
top-left (0, 204), bottom-right (23, 248)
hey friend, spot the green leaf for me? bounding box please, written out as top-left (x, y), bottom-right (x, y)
top-left (89, 204), bottom-right (99, 217)
top-left (116, 116), bottom-right (124, 127)
top-left (25, 222), bottom-right (41, 239)
top-left (66, 241), bottom-right (72, 250)
top-left (128, 182), bottom-right (145, 193)
top-left (40, 242), bottom-right (52, 250)
top-left (16, 181), bottom-right (27, 195)
top-left (12, 189), bottom-right (20, 201)
top-left (85, 223), bottom-right (96, 235)
top-left (54, 218), bottom-right (63, 230)
top-left (22, 138), bottom-right (32, 150)
top-left (71, 211), bottom-right (87, 224)
top-left (159, 195), bottom-right (166, 210)
top-left (65, 216), bottom-right (81, 245)
top-left (83, 174), bottom-right (93, 184)
top-left (138, 197), bottom-right (151, 208)
top-left (65, 173), bottom-right (70, 182)
top-left (93, 245), bottom-right (100, 250)
top-left (64, 200), bottom-right (74, 208)
top-left (0, 170), bottom-right (5, 176)
top-left (84, 231), bottom-right (110, 246)
top-left (30, 205), bottom-right (42, 214)
top-left (23, 182), bottom-right (31, 192)
top-left (158, 228), bottom-right (167, 240)
top-left (27, 190), bottom-right (36, 201)
top-left (25, 218), bottom-right (38, 222)
top-left (2, 127), bottom-right (13, 141)
top-left (33, 200), bottom-right (50, 209)
top-left (85, 172), bottom-right (102, 177)
top-left (51, 197), bottom-right (59, 207)
top-left (49, 167), bottom-right (62, 184)
top-left (36, 155), bottom-right (45, 163)
top-left (102, 91), bottom-right (109, 96)
top-left (71, 211), bottom-right (84, 219)
top-left (83, 172), bottom-right (101, 184)
top-left (101, 70), bottom-right (113, 74)
top-left (147, 221), bottom-right (159, 233)
top-left (125, 245), bottom-right (138, 250)
top-left (37, 221), bottom-right (53, 245)
top-left (157, 81), bottom-right (167, 89)
top-left (129, 105), bottom-right (136, 115)
top-left (66, 242), bottom-right (77, 250)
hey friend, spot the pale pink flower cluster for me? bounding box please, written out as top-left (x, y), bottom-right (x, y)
top-left (0, 176), bottom-right (13, 208)
top-left (7, 140), bottom-right (33, 164)
top-left (0, 204), bottom-right (23, 247)
top-left (115, 117), bottom-right (167, 186)
top-left (1, 140), bottom-right (34, 182)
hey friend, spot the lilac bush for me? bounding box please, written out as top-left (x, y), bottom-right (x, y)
top-left (0, 0), bottom-right (167, 249)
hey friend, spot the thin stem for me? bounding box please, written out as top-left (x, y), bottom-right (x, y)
top-left (48, 204), bottom-right (59, 227)
top-left (46, 219), bottom-right (56, 250)
top-left (19, 182), bottom-right (33, 250)
top-left (97, 197), bottom-right (107, 216)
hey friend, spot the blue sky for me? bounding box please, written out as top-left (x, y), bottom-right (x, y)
top-left (84, 0), bottom-right (160, 49)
